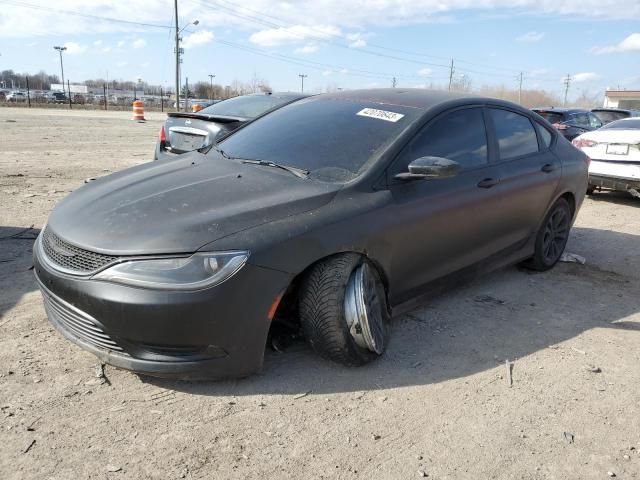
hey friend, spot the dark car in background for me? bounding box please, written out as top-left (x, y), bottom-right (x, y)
top-left (35, 89), bottom-right (588, 379)
top-left (591, 108), bottom-right (640, 125)
top-left (155, 92), bottom-right (309, 160)
top-left (532, 107), bottom-right (603, 141)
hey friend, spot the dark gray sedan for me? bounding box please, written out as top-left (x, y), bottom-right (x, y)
top-left (155, 92), bottom-right (308, 160)
top-left (35, 89), bottom-right (588, 379)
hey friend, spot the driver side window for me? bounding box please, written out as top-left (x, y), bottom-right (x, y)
top-left (397, 108), bottom-right (489, 174)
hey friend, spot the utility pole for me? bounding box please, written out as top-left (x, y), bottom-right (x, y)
top-left (448, 58), bottom-right (455, 91)
top-left (53, 46), bottom-right (67, 93)
top-left (563, 74), bottom-right (571, 107)
top-left (208, 74), bottom-right (216, 101)
top-left (174, 0), bottom-right (180, 112)
top-left (392, 76), bottom-right (397, 88)
top-left (298, 74), bottom-right (308, 93)
top-left (185, 77), bottom-right (189, 112)
top-left (518, 72), bottom-right (524, 104)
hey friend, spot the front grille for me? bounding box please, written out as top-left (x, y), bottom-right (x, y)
top-left (41, 228), bottom-right (118, 274)
top-left (41, 286), bottom-right (125, 353)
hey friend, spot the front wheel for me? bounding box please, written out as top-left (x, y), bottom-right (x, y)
top-left (298, 254), bottom-right (390, 366)
top-left (521, 198), bottom-right (572, 272)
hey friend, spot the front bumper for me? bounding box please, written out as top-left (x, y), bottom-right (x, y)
top-left (34, 237), bottom-right (291, 379)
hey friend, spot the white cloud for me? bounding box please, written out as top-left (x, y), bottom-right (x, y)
top-left (517, 31), bottom-right (545, 43)
top-left (132, 38), bottom-right (146, 49)
top-left (322, 70), bottom-right (333, 76)
top-left (93, 40), bottom-right (102, 46)
top-left (182, 30), bottom-right (214, 48)
top-left (25, 41), bottom-right (37, 47)
top-left (418, 68), bottom-right (432, 77)
top-left (347, 33), bottom-right (367, 48)
top-left (592, 33), bottom-right (640, 54)
top-left (250, 25), bottom-right (340, 47)
top-left (569, 72), bottom-right (600, 83)
top-left (117, 61), bottom-right (128, 67)
top-left (63, 41), bottom-right (87, 54)
top-left (2, 1), bottom-right (640, 38)
top-left (102, 46), bottom-right (112, 52)
top-left (117, 40), bottom-right (125, 48)
top-left (294, 44), bottom-right (319, 55)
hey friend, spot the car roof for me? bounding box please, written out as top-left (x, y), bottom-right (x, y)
top-left (247, 91), bottom-right (310, 99)
top-left (319, 88), bottom-right (486, 110)
top-left (592, 107), bottom-right (639, 113)
top-left (531, 107), bottom-right (591, 114)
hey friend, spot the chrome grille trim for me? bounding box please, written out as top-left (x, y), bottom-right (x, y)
top-left (40, 284), bottom-right (125, 353)
top-left (40, 228), bottom-right (119, 275)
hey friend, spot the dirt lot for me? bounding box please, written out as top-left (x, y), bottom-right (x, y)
top-left (1, 108), bottom-right (639, 480)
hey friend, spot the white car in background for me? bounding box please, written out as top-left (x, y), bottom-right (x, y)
top-left (572, 117), bottom-right (640, 198)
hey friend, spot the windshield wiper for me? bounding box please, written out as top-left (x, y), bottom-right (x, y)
top-left (241, 159), bottom-right (309, 179)
top-left (199, 143), bottom-right (230, 158)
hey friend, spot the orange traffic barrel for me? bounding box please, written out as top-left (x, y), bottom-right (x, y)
top-left (132, 100), bottom-right (145, 121)
top-left (192, 103), bottom-right (203, 112)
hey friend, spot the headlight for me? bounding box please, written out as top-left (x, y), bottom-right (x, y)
top-left (93, 251), bottom-right (248, 290)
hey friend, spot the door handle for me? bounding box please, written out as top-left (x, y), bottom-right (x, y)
top-left (541, 164), bottom-right (555, 173)
top-left (477, 178), bottom-right (498, 188)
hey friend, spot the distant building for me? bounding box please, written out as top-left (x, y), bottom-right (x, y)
top-left (603, 90), bottom-right (640, 110)
top-left (51, 83), bottom-right (88, 94)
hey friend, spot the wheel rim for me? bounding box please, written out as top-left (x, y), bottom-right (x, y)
top-left (542, 207), bottom-right (570, 264)
top-left (344, 263), bottom-right (386, 354)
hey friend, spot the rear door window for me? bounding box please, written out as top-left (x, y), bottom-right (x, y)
top-left (396, 107), bottom-right (489, 171)
top-left (488, 108), bottom-right (539, 160)
top-left (536, 123), bottom-right (553, 148)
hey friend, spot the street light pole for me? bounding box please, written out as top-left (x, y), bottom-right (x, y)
top-left (53, 46), bottom-right (67, 94)
top-left (298, 74), bottom-right (308, 93)
top-left (174, 0), bottom-right (180, 112)
top-left (208, 74), bottom-right (216, 102)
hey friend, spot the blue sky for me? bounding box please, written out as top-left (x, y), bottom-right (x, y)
top-left (0, 0), bottom-right (639, 100)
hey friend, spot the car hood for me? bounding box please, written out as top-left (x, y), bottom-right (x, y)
top-left (47, 153), bottom-right (339, 255)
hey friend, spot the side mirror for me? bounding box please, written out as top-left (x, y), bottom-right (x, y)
top-left (395, 156), bottom-right (461, 181)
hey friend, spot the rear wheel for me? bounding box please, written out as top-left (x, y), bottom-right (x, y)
top-left (299, 253), bottom-right (389, 366)
top-left (522, 198), bottom-right (572, 272)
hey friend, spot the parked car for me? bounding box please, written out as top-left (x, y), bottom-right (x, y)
top-left (572, 117), bottom-right (640, 198)
top-left (34, 89), bottom-right (588, 379)
top-left (155, 92), bottom-right (309, 161)
top-left (532, 107), bottom-right (603, 141)
top-left (6, 91), bottom-right (27, 102)
top-left (50, 92), bottom-right (68, 104)
top-left (591, 108), bottom-right (640, 125)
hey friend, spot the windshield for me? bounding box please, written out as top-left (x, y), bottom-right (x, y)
top-left (533, 111), bottom-right (565, 124)
top-left (592, 110), bottom-right (630, 124)
top-left (217, 97), bottom-right (420, 182)
top-left (601, 118), bottom-right (640, 130)
top-left (200, 94), bottom-right (297, 119)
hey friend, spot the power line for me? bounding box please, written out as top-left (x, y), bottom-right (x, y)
top-left (0, 0), bottom-right (172, 29)
top-left (214, 38), bottom-right (449, 83)
top-left (192, 0), bottom-right (535, 81)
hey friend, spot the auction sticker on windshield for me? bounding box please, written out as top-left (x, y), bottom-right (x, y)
top-left (357, 108), bottom-right (405, 123)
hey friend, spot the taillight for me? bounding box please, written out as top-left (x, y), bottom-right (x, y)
top-left (552, 122), bottom-right (568, 131)
top-left (572, 137), bottom-right (597, 148)
top-left (159, 126), bottom-right (166, 143)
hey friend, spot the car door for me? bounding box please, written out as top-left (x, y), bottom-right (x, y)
top-left (485, 107), bottom-right (561, 248)
top-left (383, 106), bottom-right (509, 303)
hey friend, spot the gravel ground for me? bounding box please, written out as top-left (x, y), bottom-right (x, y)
top-left (0, 108), bottom-right (639, 480)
